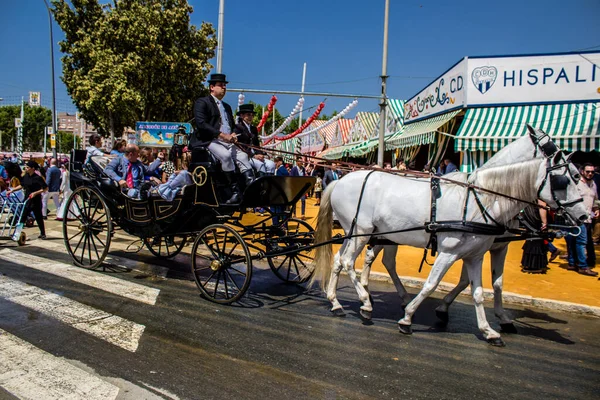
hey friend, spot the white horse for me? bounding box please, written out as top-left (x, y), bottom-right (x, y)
top-left (311, 127), bottom-right (587, 345)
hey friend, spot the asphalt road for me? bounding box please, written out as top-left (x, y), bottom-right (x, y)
top-left (0, 225), bottom-right (599, 400)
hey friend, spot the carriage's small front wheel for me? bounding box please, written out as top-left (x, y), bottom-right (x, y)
top-left (191, 224), bottom-right (252, 304)
top-left (144, 235), bottom-right (186, 259)
top-left (266, 218), bottom-right (315, 284)
top-left (62, 186), bottom-right (112, 269)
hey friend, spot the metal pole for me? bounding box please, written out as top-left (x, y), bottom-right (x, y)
top-left (44, 126), bottom-right (47, 157)
top-left (226, 87), bottom-right (379, 99)
top-left (298, 63), bottom-right (307, 127)
top-left (43, 0), bottom-right (58, 160)
top-left (377, 0), bottom-right (390, 167)
top-left (216, 0), bottom-right (225, 73)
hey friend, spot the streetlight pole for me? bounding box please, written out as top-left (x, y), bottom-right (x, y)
top-left (43, 0), bottom-right (58, 160)
top-left (377, 0), bottom-right (390, 167)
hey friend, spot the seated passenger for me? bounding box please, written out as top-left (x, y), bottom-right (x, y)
top-left (86, 134), bottom-right (109, 163)
top-left (155, 153), bottom-right (193, 201)
top-left (103, 144), bottom-right (162, 198)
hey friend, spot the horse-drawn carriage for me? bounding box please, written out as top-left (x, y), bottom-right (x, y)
top-left (63, 148), bottom-right (316, 304)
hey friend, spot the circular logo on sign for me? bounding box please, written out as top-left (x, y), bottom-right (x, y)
top-left (192, 166), bottom-right (208, 187)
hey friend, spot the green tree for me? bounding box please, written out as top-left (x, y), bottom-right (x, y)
top-left (0, 105), bottom-right (52, 152)
top-left (51, 0), bottom-right (217, 142)
top-left (56, 131), bottom-right (81, 155)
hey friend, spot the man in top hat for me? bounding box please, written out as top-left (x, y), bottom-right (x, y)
top-left (191, 72), bottom-right (240, 204)
top-left (233, 103), bottom-right (264, 185)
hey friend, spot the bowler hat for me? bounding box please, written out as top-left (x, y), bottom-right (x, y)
top-left (207, 73), bottom-right (228, 84)
top-left (237, 104), bottom-right (256, 115)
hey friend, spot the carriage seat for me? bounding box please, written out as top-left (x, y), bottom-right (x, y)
top-left (190, 147), bottom-right (219, 172)
top-left (89, 155), bottom-right (119, 190)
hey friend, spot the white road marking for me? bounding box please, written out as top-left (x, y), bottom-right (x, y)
top-left (0, 328), bottom-right (120, 400)
top-left (0, 248), bottom-right (160, 305)
top-left (27, 235), bottom-right (171, 278)
top-left (0, 276), bottom-right (145, 352)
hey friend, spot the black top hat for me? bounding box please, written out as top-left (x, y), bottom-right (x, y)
top-left (207, 73), bottom-right (228, 84)
top-left (237, 104), bottom-right (256, 115)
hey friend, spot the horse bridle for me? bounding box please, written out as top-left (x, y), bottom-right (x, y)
top-left (532, 131), bottom-right (583, 224)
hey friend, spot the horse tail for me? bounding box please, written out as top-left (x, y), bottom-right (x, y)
top-left (310, 180), bottom-right (339, 290)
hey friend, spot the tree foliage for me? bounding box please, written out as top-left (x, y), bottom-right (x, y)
top-left (51, 0), bottom-right (217, 139)
top-left (0, 105), bottom-right (52, 152)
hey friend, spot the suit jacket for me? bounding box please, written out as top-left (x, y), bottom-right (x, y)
top-left (290, 166), bottom-right (305, 177)
top-left (233, 122), bottom-right (263, 155)
top-left (275, 165), bottom-right (289, 176)
top-left (322, 169), bottom-right (341, 190)
top-left (45, 165), bottom-right (62, 192)
top-left (104, 157), bottom-right (161, 190)
top-left (191, 95), bottom-right (235, 149)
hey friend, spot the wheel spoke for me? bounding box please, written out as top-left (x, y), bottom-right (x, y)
top-left (224, 268), bottom-right (242, 292)
top-left (68, 230), bottom-right (84, 242)
top-left (78, 233), bottom-right (88, 265)
top-left (221, 230), bottom-right (229, 254)
top-left (203, 237), bottom-right (219, 259)
top-left (292, 257), bottom-right (301, 277)
top-left (286, 257), bottom-right (293, 281)
top-left (89, 232), bottom-right (102, 261)
top-left (213, 270), bottom-right (221, 298)
top-left (228, 265), bottom-right (248, 277)
top-left (275, 256), bottom-right (288, 272)
top-left (200, 270), bottom-right (218, 289)
top-left (222, 270), bottom-right (230, 299)
top-left (227, 242), bottom-right (239, 259)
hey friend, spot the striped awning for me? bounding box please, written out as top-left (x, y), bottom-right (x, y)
top-left (455, 103), bottom-right (600, 152)
top-left (337, 119), bottom-right (354, 144)
top-left (386, 110), bottom-right (461, 150)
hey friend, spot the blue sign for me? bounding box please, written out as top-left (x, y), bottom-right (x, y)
top-left (135, 122), bottom-right (191, 147)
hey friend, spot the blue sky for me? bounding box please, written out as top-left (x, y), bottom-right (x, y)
top-left (1, 0), bottom-right (599, 120)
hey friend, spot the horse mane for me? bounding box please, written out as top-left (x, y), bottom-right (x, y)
top-left (467, 158), bottom-right (541, 223)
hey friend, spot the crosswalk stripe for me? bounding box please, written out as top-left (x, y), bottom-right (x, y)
top-left (0, 276), bottom-right (145, 352)
top-left (0, 248), bottom-right (160, 305)
top-left (25, 236), bottom-right (171, 278)
top-left (0, 328), bottom-right (120, 399)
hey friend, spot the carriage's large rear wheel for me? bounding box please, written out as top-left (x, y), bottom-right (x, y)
top-left (144, 236), bottom-right (187, 259)
top-left (62, 186), bottom-right (112, 269)
top-left (191, 224), bottom-right (252, 304)
top-left (266, 218), bottom-right (315, 284)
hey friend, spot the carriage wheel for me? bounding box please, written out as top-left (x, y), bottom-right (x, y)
top-left (144, 236), bottom-right (187, 259)
top-left (191, 224), bottom-right (252, 304)
top-left (267, 218), bottom-right (315, 284)
top-left (62, 186), bottom-right (112, 269)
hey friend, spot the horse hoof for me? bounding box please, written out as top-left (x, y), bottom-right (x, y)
top-left (487, 337), bottom-right (505, 347)
top-left (331, 308), bottom-right (346, 317)
top-left (368, 293), bottom-right (374, 304)
top-left (435, 310), bottom-right (449, 323)
top-left (398, 323), bottom-right (412, 335)
top-left (360, 309), bottom-right (372, 321)
top-left (500, 323), bottom-right (518, 334)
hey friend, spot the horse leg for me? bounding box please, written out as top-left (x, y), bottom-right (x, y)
top-left (360, 245), bottom-right (382, 293)
top-left (490, 245), bottom-right (516, 333)
top-left (340, 236), bottom-right (373, 320)
top-left (399, 252), bottom-right (457, 334)
top-left (434, 264), bottom-right (470, 323)
top-left (380, 246), bottom-right (411, 306)
top-left (326, 243), bottom-right (348, 316)
top-left (464, 256), bottom-right (504, 346)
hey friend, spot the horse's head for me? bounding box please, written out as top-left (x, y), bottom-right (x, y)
top-left (527, 125), bottom-right (588, 225)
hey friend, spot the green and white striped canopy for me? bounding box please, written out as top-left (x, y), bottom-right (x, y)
top-left (386, 110), bottom-right (461, 150)
top-left (455, 103), bottom-right (600, 152)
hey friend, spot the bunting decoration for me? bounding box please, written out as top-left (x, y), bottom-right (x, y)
top-left (293, 99), bottom-right (359, 139)
top-left (260, 97), bottom-right (305, 141)
top-left (275, 102), bottom-right (325, 141)
top-left (256, 95), bottom-right (278, 131)
top-left (238, 93), bottom-right (245, 107)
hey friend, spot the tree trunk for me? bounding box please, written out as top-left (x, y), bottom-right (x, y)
top-left (109, 111), bottom-right (115, 149)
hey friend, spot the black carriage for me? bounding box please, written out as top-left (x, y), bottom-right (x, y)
top-left (63, 149), bottom-right (315, 304)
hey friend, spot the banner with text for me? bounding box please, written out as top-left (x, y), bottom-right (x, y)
top-left (404, 59), bottom-right (467, 123)
top-left (135, 122), bottom-right (191, 147)
top-left (467, 52), bottom-right (600, 106)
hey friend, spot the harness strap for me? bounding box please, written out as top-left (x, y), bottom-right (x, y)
top-left (348, 170), bottom-right (376, 238)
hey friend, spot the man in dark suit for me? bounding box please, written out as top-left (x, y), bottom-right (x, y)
top-left (233, 103), bottom-right (262, 185)
top-left (191, 72), bottom-right (240, 203)
top-left (322, 162), bottom-right (342, 191)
